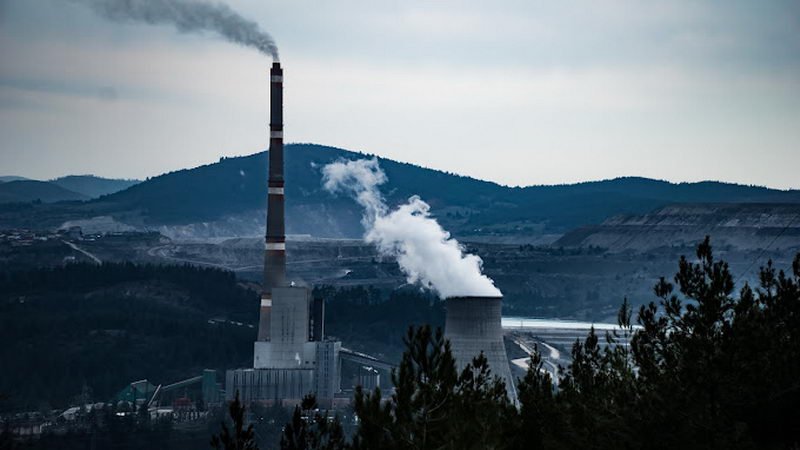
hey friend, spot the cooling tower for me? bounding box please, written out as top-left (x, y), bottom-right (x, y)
top-left (445, 296), bottom-right (517, 404)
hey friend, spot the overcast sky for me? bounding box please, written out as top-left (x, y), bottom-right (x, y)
top-left (1, 0), bottom-right (799, 188)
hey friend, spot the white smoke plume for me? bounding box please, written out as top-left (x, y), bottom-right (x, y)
top-left (71, 0), bottom-right (279, 60)
top-left (322, 158), bottom-right (502, 299)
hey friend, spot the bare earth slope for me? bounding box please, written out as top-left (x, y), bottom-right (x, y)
top-left (556, 203), bottom-right (800, 253)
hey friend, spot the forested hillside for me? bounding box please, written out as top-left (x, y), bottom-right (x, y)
top-left (50, 175), bottom-right (140, 199)
top-left (0, 180), bottom-right (87, 204)
top-left (0, 263), bottom-right (443, 413)
top-left (0, 263), bottom-right (257, 412)
top-left (2, 144), bottom-right (799, 238)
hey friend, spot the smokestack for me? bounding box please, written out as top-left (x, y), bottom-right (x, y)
top-left (444, 296), bottom-right (517, 404)
top-left (258, 62), bottom-right (285, 341)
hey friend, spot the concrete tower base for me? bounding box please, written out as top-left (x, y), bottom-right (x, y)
top-left (444, 296), bottom-right (518, 404)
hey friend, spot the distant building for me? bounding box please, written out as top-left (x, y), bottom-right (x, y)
top-left (113, 380), bottom-right (157, 406)
top-left (355, 366), bottom-right (380, 391)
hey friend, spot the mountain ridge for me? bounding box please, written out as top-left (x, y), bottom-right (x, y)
top-left (0, 175), bottom-right (140, 204)
top-left (50, 175), bottom-right (141, 199)
top-left (0, 180), bottom-right (88, 204)
top-left (2, 143), bottom-right (799, 239)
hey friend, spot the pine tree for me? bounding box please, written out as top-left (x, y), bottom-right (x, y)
top-left (281, 395), bottom-right (346, 450)
top-left (513, 346), bottom-right (558, 450)
top-left (447, 352), bottom-right (516, 450)
top-left (280, 239), bottom-right (800, 450)
top-left (211, 391), bottom-right (258, 450)
top-left (352, 325), bottom-right (515, 450)
top-left (352, 325), bottom-right (458, 450)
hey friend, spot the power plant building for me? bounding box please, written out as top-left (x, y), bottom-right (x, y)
top-left (225, 63), bottom-right (514, 409)
top-left (226, 63), bottom-right (341, 407)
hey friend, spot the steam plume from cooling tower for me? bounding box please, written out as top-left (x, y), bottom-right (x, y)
top-left (322, 158), bottom-right (502, 299)
top-left (71, 0), bottom-right (279, 60)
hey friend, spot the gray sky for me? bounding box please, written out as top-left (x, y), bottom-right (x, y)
top-left (1, 0), bottom-right (799, 188)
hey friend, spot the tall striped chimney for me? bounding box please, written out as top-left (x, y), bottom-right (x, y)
top-left (258, 62), bottom-right (285, 341)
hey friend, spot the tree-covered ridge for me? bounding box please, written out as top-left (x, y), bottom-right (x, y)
top-left (317, 285), bottom-right (445, 362)
top-left (285, 239), bottom-right (800, 449)
top-left (96, 144), bottom-right (800, 232)
top-left (0, 180), bottom-right (87, 204)
top-left (0, 262), bottom-right (258, 412)
top-left (50, 175), bottom-right (140, 199)
top-left (2, 261), bottom-right (244, 299)
top-left (5, 144), bottom-right (800, 235)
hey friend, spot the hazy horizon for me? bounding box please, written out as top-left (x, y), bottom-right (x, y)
top-left (2, 142), bottom-right (800, 192)
top-left (1, 0), bottom-right (799, 189)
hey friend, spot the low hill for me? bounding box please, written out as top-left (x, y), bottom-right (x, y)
top-left (2, 143), bottom-right (799, 239)
top-left (0, 176), bottom-right (29, 182)
top-left (51, 175), bottom-right (140, 198)
top-left (90, 144), bottom-right (510, 238)
top-left (0, 180), bottom-right (88, 204)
